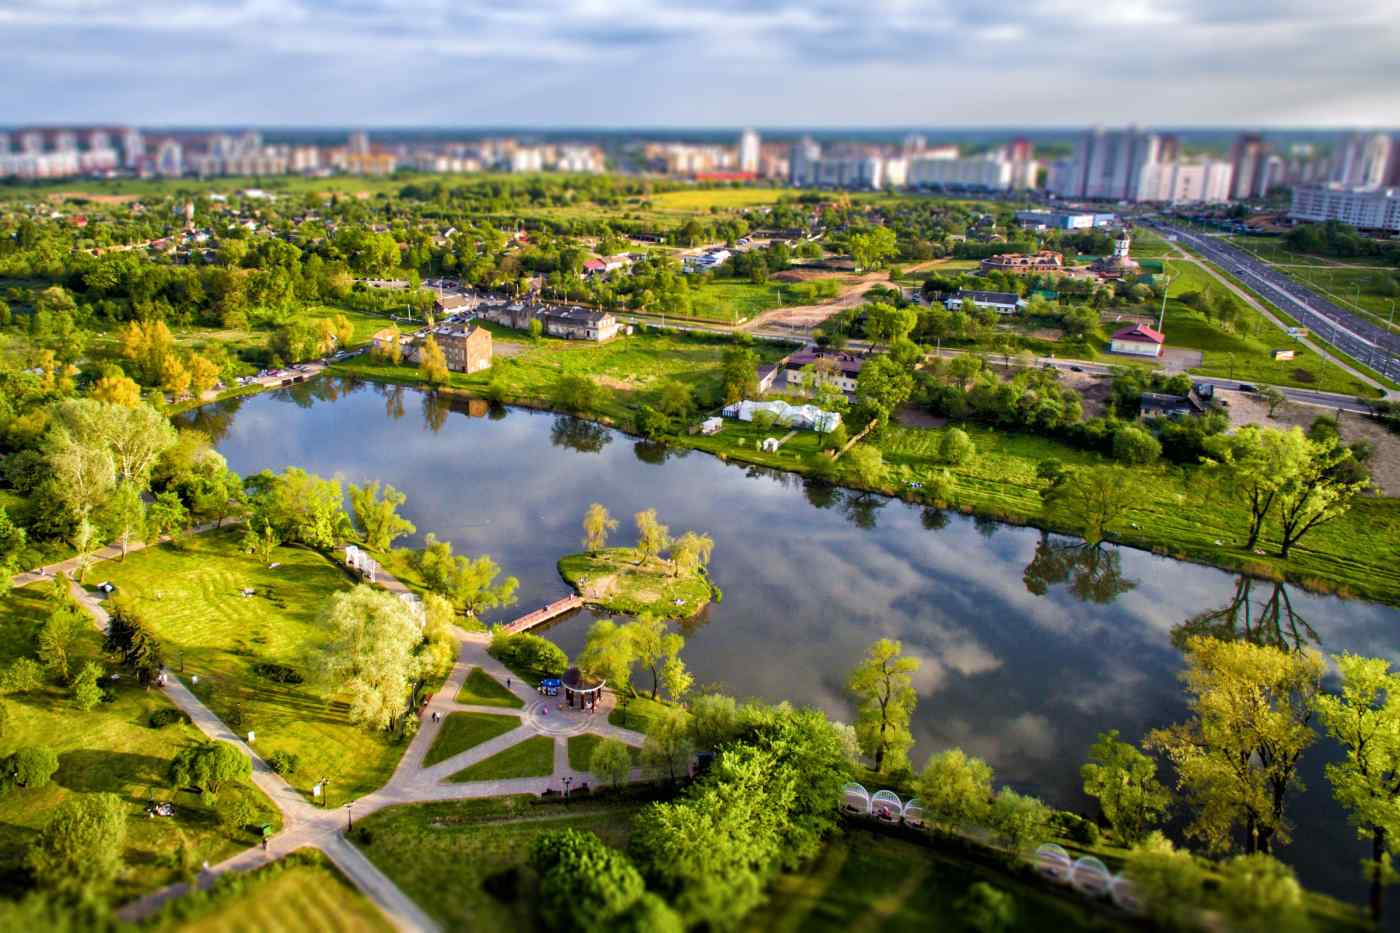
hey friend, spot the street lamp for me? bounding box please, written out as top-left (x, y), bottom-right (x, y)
top-left (562, 776), bottom-right (573, 798)
top-left (345, 803), bottom-right (353, 831)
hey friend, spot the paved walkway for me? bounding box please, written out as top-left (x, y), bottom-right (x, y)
top-left (39, 534), bottom-right (647, 931)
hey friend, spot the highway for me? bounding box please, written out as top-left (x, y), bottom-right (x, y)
top-left (1144, 219), bottom-right (1400, 383)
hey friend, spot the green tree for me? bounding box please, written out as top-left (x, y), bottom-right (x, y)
top-left (689, 694), bottom-right (740, 751)
top-left (169, 740), bottom-right (251, 797)
top-left (844, 444), bottom-right (887, 490)
top-left (348, 480), bottom-right (416, 551)
top-left (848, 227), bottom-right (898, 272)
top-left (940, 427), bottom-right (975, 465)
top-left (146, 489), bottom-right (189, 542)
top-left (1218, 853), bottom-right (1311, 933)
top-left (582, 502), bottom-right (618, 554)
top-left (1123, 833), bottom-right (1205, 932)
top-left (1204, 426), bottom-right (1311, 550)
top-left (915, 748), bottom-right (994, 829)
top-left (38, 598), bottom-right (86, 683)
top-left (634, 509), bottom-right (670, 565)
top-left (669, 530), bottom-right (714, 579)
top-left (103, 600), bottom-right (163, 686)
top-left (418, 335), bottom-right (449, 386)
top-left (988, 788), bottom-right (1051, 853)
top-left (1311, 653), bottom-right (1400, 922)
top-left (847, 639), bottom-right (918, 773)
top-left (853, 354), bottom-right (914, 423)
top-left (7, 746), bottom-right (59, 789)
top-left (1081, 729), bottom-right (1170, 845)
top-left (955, 882), bottom-right (1016, 933)
top-left (629, 616), bottom-right (685, 700)
top-left (319, 585), bottom-right (425, 731)
top-left (415, 533), bottom-right (518, 616)
top-left (28, 792), bottom-right (127, 895)
top-left (530, 829), bottom-right (645, 930)
top-left (1147, 636), bottom-right (1323, 854)
top-left (102, 481), bottom-right (146, 559)
top-left (720, 347), bottom-right (758, 404)
top-left (864, 302), bottom-right (916, 346)
top-left (656, 381), bottom-right (694, 418)
top-left (1041, 465), bottom-right (1133, 545)
top-left (642, 706), bottom-right (694, 782)
top-left (70, 662), bottom-right (104, 712)
top-left (554, 373), bottom-right (599, 413)
top-left (245, 468), bottom-right (350, 550)
top-left (591, 738), bottom-right (634, 789)
top-left (577, 619), bottom-right (636, 696)
top-left (1274, 433), bottom-right (1369, 558)
top-left (1112, 424), bottom-right (1162, 465)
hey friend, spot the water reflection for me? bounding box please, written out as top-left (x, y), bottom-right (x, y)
top-left (551, 415), bottom-right (611, 454)
top-left (1022, 532), bottom-right (1137, 604)
top-left (1172, 577), bottom-right (1320, 652)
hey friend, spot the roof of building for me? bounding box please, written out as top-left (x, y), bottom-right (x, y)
top-left (1112, 323), bottom-right (1165, 344)
top-left (785, 349), bottom-right (866, 375)
top-left (956, 290), bottom-right (1020, 304)
top-left (544, 306), bottom-right (613, 325)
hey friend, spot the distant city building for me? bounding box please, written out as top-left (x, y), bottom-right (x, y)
top-left (1014, 210), bottom-right (1116, 230)
top-left (908, 152), bottom-right (1014, 191)
top-left (1053, 126), bottom-right (1160, 200)
top-left (155, 138), bottom-right (183, 177)
top-left (1229, 133), bottom-right (1271, 200)
top-left (1329, 132), bottom-right (1392, 189)
top-left (1290, 184), bottom-right (1400, 232)
top-left (739, 128), bottom-right (760, 174)
top-left (348, 130), bottom-right (371, 157)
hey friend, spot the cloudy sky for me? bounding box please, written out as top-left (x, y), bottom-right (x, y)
top-left (4, 0), bottom-right (1399, 127)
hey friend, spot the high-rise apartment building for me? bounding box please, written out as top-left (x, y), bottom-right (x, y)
top-left (1229, 133), bottom-right (1271, 200)
top-left (1330, 132), bottom-right (1392, 188)
top-left (1053, 126), bottom-right (1159, 200)
top-left (738, 128), bottom-right (760, 174)
top-left (1291, 184), bottom-right (1400, 232)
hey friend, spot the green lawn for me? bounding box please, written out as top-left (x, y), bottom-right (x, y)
top-left (749, 829), bottom-right (1132, 933)
top-left (1277, 266), bottom-right (1400, 335)
top-left (607, 694), bottom-right (673, 735)
top-left (92, 528), bottom-right (407, 803)
top-left (567, 733), bottom-right (641, 772)
top-left (449, 736), bottom-right (555, 782)
top-left (351, 796), bottom-right (642, 930)
top-left (0, 582), bottom-right (279, 904)
top-left (149, 849), bottom-right (392, 933)
top-left (647, 188), bottom-right (790, 211)
top-left (456, 668), bottom-right (523, 708)
top-left (687, 281), bottom-right (799, 323)
top-left (557, 546), bottom-right (712, 618)
top-left (424, 713), bottom-right (521, 767)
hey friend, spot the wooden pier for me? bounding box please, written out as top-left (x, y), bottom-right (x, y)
top-left (501, 594), bottom-right (585, 634)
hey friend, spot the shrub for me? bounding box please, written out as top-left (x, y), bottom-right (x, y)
top-left (530, 828), bottom-right (645, 929)
top-left (354, 826), bottom-right (374, 846)
top-left (489, 630), bottom-right (568, 677)
top-left (149, 708), bottom-right (188, 729)
top-left (915, 748), bottom-right (994, 829)
top-left (940, 427), bottom-right (976, 465)
top-left (1123, 833), bottom-right (1204, 932)
top-left (955, 882), bottom-right (1016, 933)
top-left (265, 750), bottom-right (300, 775)
top-left (1217, 854), bottom-right (1308, 933)
top-left (988, 788), bottom-right (1051, 854)
top-left (1050, 810), bottom-right (1100, 846)
top-left (7, 746), bottom-right (59, 789)
top-left (1112, 424), bottom-right (1162, 465)
top-left (251, 662), bottom-right (304, 685)
top-left (483, 867), bottom-right (520, 902)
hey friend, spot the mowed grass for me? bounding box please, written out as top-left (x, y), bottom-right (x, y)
top-left (0, 582), bottom-right (278, 903)
top-left (687, 281), bottom-right (801, 322)
top-left (456, 668), bottom-right (523, 708)
top-left (352, 796), bottom-right (642, 930)
top-left (332, 330), bottom-right (788, 425)
top-left (449, 735), bottom-right (555, 782)
top-left (607, 693), bottom-right (673, 735)
top-left (748, 829), bottom-right (1133, 933)
top-left (647, 187), bottom-right (790, 211)
top-left (424, 712), bottom-right (521, 767)
top-left (558, 546), bottom-right (712, 618)
top-left (567, 733), bottom-right (641, 772)
top-left (92, 528), bottom-right (406, 803)
top-left (150, 850), bottom-right (392, 933)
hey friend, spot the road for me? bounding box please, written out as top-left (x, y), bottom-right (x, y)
top-left (1145, 219), bottom-right (1400, 384)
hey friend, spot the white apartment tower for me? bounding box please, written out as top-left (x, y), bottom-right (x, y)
top-left (739, 128), bottom-right (760, 174)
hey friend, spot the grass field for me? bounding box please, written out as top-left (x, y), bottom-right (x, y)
top-left (687, 280), bottom-right (804, 323)
top-left (456, 668), bottom-right (523, 708)
top-left (567, 733), bottom-right (641, 772)
top-left (647, 188), bottom-right (790, 211)
top-left (150, 849), bottom-right (392, 933)
top-left (352, 796), bottom-right (642, 930)
top-left (0, 582), bottom-right (278, 903)
top-left (91, 529), bottom-right (407, 804)
top-left (424, 712), bottom-right (521, 767)
top-left (557, 546), bottom-right (712, 618)
top-left (449, 736), bottom-right (555, 782)
top-left (607, 693), bottom-right (672, 735)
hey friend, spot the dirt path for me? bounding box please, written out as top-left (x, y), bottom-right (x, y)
top-left (742, 272), bottom-right (891, 333)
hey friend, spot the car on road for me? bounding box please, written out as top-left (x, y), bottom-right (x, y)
top-left (1237, 384), bottom-right (1256, 392)
top-left (1069, 366), bottom-right (1084, 372)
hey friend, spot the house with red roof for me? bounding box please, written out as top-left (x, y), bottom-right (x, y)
top-left (1110, 323), bottom-right (1165, 358)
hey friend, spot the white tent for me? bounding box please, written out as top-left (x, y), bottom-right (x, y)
top-left (721, 399), bottom-right (841, 434)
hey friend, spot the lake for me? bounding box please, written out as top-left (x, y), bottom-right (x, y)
top-left (181, 376), bottom-right (1399, 906)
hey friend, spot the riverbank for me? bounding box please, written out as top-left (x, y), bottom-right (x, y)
top-left (558, 547), bottom-right (714, 618)
top-left (326, 357), bottom-right (1400, 606)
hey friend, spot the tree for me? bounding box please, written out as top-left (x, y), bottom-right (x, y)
top-left (319, 585), bottom-right (425, 731)
top-left (245, 468), bottom-right (350, 550)
top-left (187, 352), bottom-right (221, 398)
top-left (103, 600), bottom-right (163, 686)
top-left (7, 746), bottom-right (59, 789)
top-left (940, 427), bottom-right (975, 465)
top-left (915, 748), bottom-right (995, 829)
top-left (1204, 426), bottom-right (1311, 550)
top-left (1041, 465), bottom-right (1133, 545)
top-left (91, 374), bottom-right (141, 407)
top-left (853, 354), bottom-right (914, 423)
top-left (591, 738), bottom-right (634, 789)
top-left (38, 598), bottom-right (86, 683)
top-left (418, 335), bottom-right (449, 386)
top-left (1274, 433), bottom-right (1369, 558)
top-left (634, 509), bottom-right (670, 564)
top-left (848, 227), bottom-right (898, 272)
top-left (160, 354), bottom-right (191, 398)
top-left (1218, 853), bottom-right (1310, 933)
top-left (642, 706), bottom-right (694, 782)
top-left (530, 829), bottom-right (646, 930)
top-left (847, 639), bottom-right (919, 773)
top-left (1147, 636), bottom-right (1323, 854)
top-left (656, 381), bottom-right (693, 418)
top-left (415, 534), bottom-right (518, 616)
top-left (864, 302), bottom-right (916, 346)
top-left (348, 480), bottom-right (416, 551)
top-left (689, 694), bottom-right (740, 751)
top-left (71, 662), bottom-right (104, 712)
top-left (1112, 424), bottom-right (1162, 465)
top-left (582, 502), bottom-right (619, 554)
top-left (578, 619), bottom-right (636, 695)
top-left (2, 659), bottom-right (44, 694)
top-left (528, 318), bottom-right (544, 342)
top-left (844, 444), bottom-right (887, 490)
top-left (955, 883), bottom-right (1016, 933)
top-left (1311, 653), bottom-right (1400, 922)
top-left (169, 740), bottom-right (251, 796)
top-left (554, 373), bottom-right (599, 413)
top-left (669, 530), bottom-right (713, 578)
top-left (28, 793), bottom-right (127, 896)
top-left (1259, 385), bottom-right (1287, 417)
top-left (102, 482), bottom-right (145, 559)
top-left (242, 518), bottom-right (281, 566)
top-left (1081, 729), bottom-right (1171, 844)
top-left (145, 490), bottom-right (188, 542)
top-left (720, 347), bottom-right (758, 404)
top-left (630, 616), bottom-right (685, 700)
top-left (1123, 833), bottom-right (1205, 932)
top-left (988, 788), bottom-right (1052, 853)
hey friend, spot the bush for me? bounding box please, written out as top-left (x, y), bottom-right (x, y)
top-left (8, 747), bottom-right (59, 789)
top-left (1112, 424), bottom-right (1162, 465)
top-left (1050, 810), bottom-right (1100, 846)
top-left (149, 708), bottom-right (188, 729)
top-left (940, 427), bottom-right (976, 465)
top-left (251, 662), bottom-right (303, 685)
top-left (489, 631), bottom-right (568, 678)
top-left (483, 867), bottom-right (520, 902)
top-left (265, 750), bottom-right (300, 775)
top-left (530, 829), bottom-right (645, 929)
top-left (955, 882), bottom-right (1016, 933)
top-left (354, 826), bottom-right (374, 846)
top-left (1124, 833), bottom-right (1204, 932)
top-left (988, 788), bottom-right (1051, 854)
top-left (1217, 854), bottom-right (1308, 933)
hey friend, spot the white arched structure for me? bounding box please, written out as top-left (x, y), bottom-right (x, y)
top-left (1110, 875), bottom-right (1143, 914)
top-left (870, 790), bottom-right (902, 822)
top-left (1070, 856), bottom-right (1112, 898)
top-left (901, 798), bottom-right (925, 826)
top-left (1034, 843), bottom-right (1073, 883)
top-left (841, 782), bottom-right (870, 814)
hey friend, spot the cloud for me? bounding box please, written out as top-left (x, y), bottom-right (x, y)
top-left (2, 0), bottom-right (1397, 124)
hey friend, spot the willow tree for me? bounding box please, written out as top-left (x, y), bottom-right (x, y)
top-left (847, 639), bottom-right (919, 773)
top-left (582, 503), bottom-right (618, 555)
top-left (348, 480), bottom-right (416, 551)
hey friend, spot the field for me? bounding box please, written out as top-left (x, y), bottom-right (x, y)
top-left (449, 735), bottom-right (555, 782)
top-left (607, 693), bottom-right (672, 734)
top-left (647, 187), bottom-right (790, 211)
top-left (558, 546), bottom-right (713, 618)
top-left (456, 667), bottom-right (524, 708)
top-left (567, 733), bottom-right (641, 771)
top-left (332, 329), bottom-right (789, 425)
top-left (0, 582), bottom-right (278, 903)
top-left (91, 528), bottom-right (408, 804)
top-left (748, 829), bottom-right (1129, 933)
top-left (687, 280), bottom-right (801, 322)
top-left (352, 796), bottom-right (643, 930)
top-left (149, 849), bottom-right (391, 933)
top-left (424, 712), bottom-right (520, 767)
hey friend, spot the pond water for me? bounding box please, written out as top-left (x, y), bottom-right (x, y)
top-left (181, 376), bottom-right (1399, 907)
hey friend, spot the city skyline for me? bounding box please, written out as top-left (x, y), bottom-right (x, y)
top-left (4, 0), bottom-right (1400, 127)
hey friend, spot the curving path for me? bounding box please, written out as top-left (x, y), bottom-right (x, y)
top-left (32, 540), bottom-right (647, 932)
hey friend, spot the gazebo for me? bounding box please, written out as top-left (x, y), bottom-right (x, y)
top-left (561, 667), bottom-right (605, 710)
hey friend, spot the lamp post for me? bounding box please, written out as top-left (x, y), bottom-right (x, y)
top-left (562, 776), bottom-right (573, 799)
top-left (345, 803), bottom-right (353, 831)
top-left (1155, 274), bottom-right (1172, 333)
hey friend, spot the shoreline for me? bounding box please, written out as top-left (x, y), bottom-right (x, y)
top-left (316, 363), bottom-right (1400, 608)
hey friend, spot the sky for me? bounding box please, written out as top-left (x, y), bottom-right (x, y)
top-left (3, 0), bottom-right (1400, 128)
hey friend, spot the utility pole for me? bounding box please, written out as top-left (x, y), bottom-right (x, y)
top-left (1156, 275), bottom-right (1171, 333)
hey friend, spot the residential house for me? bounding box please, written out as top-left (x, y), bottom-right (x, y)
top-left (434, 293), bottom-right (473, 316)
top-left (944, 290), bottom-right (1024, 315)
top-left (783, 348), bottom-right (865, 393)
top-left (1140, 384), bottom-right (1213, 419)
top-left (583, 256), bottom-right (628, 276)
top-left (542, 307), bottom-right (620, 341)
top-left (437, 324), bottom-right (492, 374)
top-left (1110, 323), bottom-right (1165, 358)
